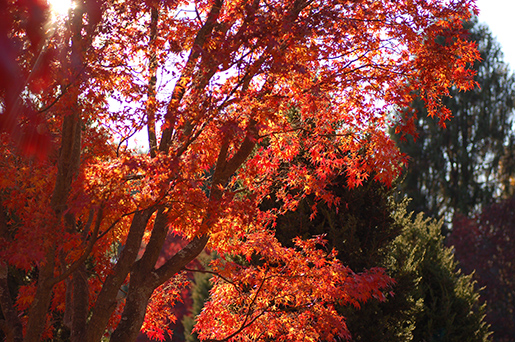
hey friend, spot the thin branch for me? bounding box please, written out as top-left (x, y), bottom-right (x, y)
top-left (160, 0), bottom-right (224, 153)
top-left (183, 267), bottom-right (240, 291)
top-left (194, 0), bottom-right (204, 26)
top-left (240, 270), bottom-right (268, 329)
top-left (38, 82), bottom-right (72, 113)
top-left (95, 204), bottom-right (159, 241)
top-left (206, 271), bottom-right (273, 342)
top-left (116, 125), bottom-right (141, 157)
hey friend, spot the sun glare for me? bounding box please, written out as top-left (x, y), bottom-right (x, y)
top-left (47, 0), bottom-right (74, 18)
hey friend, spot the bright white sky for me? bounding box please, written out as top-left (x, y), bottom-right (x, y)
top-left (476, 0), bottom-right (515, 71)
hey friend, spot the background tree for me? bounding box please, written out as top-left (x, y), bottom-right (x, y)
top-left (263, 171), bottom-right (414, 341)
top-left (0, 0), bottom-right (479, 341)
top-left (262, 166), bottom-right (402, 274)
top-left (182, 270), bottom-right (212, 342)
top-left (387, 206), bottom-right (490, 342)
top-left (394, 17), bottom-right (515, 219)
top-left (259, 152), bottom-right (490, 341)
top-left (449, 197), bottom-right (515, 342)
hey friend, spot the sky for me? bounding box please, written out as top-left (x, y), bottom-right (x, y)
top-left (476, 0), bottom-right (515, 71)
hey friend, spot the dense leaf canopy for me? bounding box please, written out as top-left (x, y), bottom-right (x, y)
top-left (0, 0), bottom-right (478, 341)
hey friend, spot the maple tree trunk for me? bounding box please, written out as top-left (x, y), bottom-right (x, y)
top-left (24, 249), bottom-right (56, 342)
top-left (69, 265), bottom-right (88, 342)
top-left (0, 205), bottom-right (23, 342)
top-left (109, 278), bottom-right (155, 342)
top-left (0, 263), bottom-right (23, 342)
top-left (85, 209), bottom-right (155, 342)
top-left (55, 110), bottom-right (84, 341)
top-left (110, 235), bottom-right (210, 342)
top-left (109, 209), bottom-right (169, 341)
top-left (50, 111), bottom-right (82, 214)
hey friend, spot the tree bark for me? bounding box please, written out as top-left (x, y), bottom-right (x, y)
top-left (24, 248), bottom-right (56, 342)
top-left (109, 235), bottom-right (210, 342)
top-left (0, 263), bottom-right (23, 342)
top-left (0, 203), bottom-right (23, 342)
top-left (69, 264), bottom-right (89, 342)
top-left (147, 5), bottom-right (159, 158)
top-left (85, 209), bottom-right (155, 342)
top-left (108, 275), bottom-right (155, 342)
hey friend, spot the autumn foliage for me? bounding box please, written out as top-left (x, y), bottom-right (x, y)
top-left (0, 0), bottom-right (478, 341)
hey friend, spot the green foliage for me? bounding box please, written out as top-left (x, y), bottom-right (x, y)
top-left (394, 17), bottom-right (515, 219)
top-left (267, 178), bottom-right (490, 341)
top-left (182, 264), bottom-right (213, 342)
top-left (387, 204), bottom-right (491, 342)
top-left (264, 175), bottom-right (401, 272)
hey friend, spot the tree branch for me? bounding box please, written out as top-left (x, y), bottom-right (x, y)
top-left (147, 5), bottom-right (159, 158)
top-left (160, 0), bottom-right (224, 153)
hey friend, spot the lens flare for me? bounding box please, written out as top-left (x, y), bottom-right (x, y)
top-left (47, 0), bottom-right (74, 18)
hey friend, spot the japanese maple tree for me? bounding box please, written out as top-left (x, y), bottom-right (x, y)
top-left (0, 0), bottom-right (479, 341)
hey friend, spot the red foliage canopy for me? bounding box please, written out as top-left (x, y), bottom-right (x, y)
top-left (0, 0), bottom-right (478, 341)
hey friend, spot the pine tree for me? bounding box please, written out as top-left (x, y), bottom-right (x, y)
top-left (263, 174), bottom-right (401, 272)
top-left (388, 205), bottom-right (491, 342)
top-left (395, 18), bottom-right (515, 219)
top-left (266, 175), bottom-right (490, 341)
top-left (182, 271), bottom-right (212, 342)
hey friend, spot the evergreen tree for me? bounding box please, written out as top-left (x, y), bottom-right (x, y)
top-left (395, 18), bottom-right (515, 219)
top-left (264, 175), bottom-right (401, 272)
top-left (387, 205), bottom-right (491, 342)
top-left (266, 174), bottom-right (490, 341)
top-left (182, 271), bottom-right (212, 342)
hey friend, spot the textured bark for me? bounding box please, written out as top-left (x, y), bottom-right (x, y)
top-left (24, 249), bottom-right (56, 342)
top-left (50, 111), bottom-right (82, 215)
top-left (85, 209), bottom-right (155, 342)
top-left (109, 209), bottom-right (170, 341)
top-left (69, 265), bottom-right (88, 342)
top-left (0, 204), bottom-right (22, 342)
top-left (0, 263), bottom-right (23, 342)
top-left (108, 275), bottom-right (155, 342)
top-left (109, 235), bottom-right (210, 342)
top-left (147, 5), bottom-right (159, 158)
